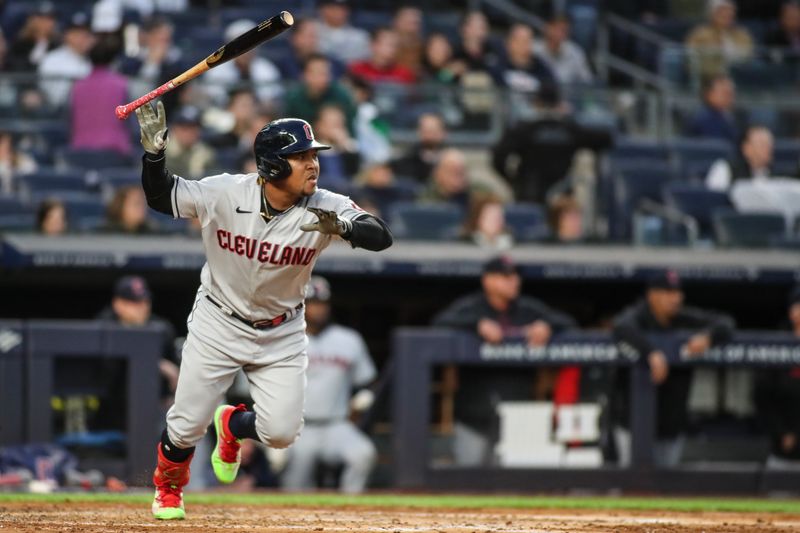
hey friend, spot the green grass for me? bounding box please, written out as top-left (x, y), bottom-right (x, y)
top-left (0, 492), bottom-right (799, 514)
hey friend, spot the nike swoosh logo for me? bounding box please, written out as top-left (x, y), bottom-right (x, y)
top-left (235, 207), bottom-right (253, 213)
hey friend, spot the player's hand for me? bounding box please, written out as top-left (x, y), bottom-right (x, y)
top-left (684, 333), bottom-right (711, 357)
top-left (648, 350), bottom-right (669, 385)
top-left (300, 207), bottom-right (352, 236)
top-left (525, 320), bottom-right (552, 347)
top-left (134, 100), bottom-right (169, 155)
top-left (477, 318), bottom-right (504, 344)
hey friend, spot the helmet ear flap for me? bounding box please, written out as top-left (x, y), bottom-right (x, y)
top-left (257, 154), bottom-right (292, 181)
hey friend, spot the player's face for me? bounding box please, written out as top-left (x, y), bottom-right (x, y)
top-left (283, 149), bottom-right (321, 197)
top-left (647, 288), bottom-right (683, 321)
top-left (305, 300), bottom-right (330, 330)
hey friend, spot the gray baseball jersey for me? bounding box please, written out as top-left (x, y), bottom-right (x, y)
top-left (305, 324), bottom-right (377, 421)
top-left (163, 172), bottom-right (365, 449)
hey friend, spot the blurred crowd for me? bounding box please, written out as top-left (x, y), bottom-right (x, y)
top-left (0, 0), bottom-right (798, 248)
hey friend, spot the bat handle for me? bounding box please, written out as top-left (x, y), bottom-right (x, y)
top-left (115, 81), bottom-right (175, 120)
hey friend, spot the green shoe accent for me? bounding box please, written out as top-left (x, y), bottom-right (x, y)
top-left (153, 507), bottom-right (185, 520)
top-left (211, 405), bottom-right (241, 484)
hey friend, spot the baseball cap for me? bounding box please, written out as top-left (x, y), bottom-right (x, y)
top-left (225, 19), bottom-right (255, 42)
top-left (66, 12), bottom-right (91, 31)
top-left (114, 276), bottom-right (151, 302)
top-left (647, 269), bottom-right (682, 291)
top-left (306, 276), bottom-right (331, 302)
top-left (34, 2), bottom-right (56, 17)
top-left (482, 255), bottom-right (518, 275)
top-left (173, 106), bottom-right (202, 127)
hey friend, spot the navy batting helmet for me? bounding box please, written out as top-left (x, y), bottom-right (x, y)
top-left (253, 118), bottom-right (330, 181)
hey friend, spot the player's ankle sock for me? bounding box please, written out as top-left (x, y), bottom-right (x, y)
top-left (228, 410), bottom-right (259, 440)
top-left (160, 429), bottom-right (194, 463)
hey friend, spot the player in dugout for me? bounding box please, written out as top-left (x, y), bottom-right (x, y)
top-left (281, 276), bottom-right (378, 493)
top-left (133, 101), bottom-right (392, 520)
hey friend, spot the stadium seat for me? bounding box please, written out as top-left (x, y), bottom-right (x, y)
top-left (712, 210), bottom-right (787, 248)
top-left (388, 202), bottom-right (464, 241)
top-left (612, 166), bottom-right (674, 240)
top-left (772, 138), bottom-right (800, 175)
top-left (354, 181), bottom-right (419, 219)
top-left (94, 167), bottom-right (141, 192)
top-left (351, 10), bottom-right (394, 31)
top-left (670, 137), bottom-right (734, 180)
top-left (663, 183), bottom-right (733, 239)
top-left (0, 213), bottom-right (35, 232)
top-left (504, 203), bottom-right (548, 242)
top-left (0, 195), bottom-right (32, 216)
top-left (61, 149), bottom-right (133, 172)
top-left (17, 170), bottom-right (89, 197)
top-left (729, 61), bottom-right (797, 92)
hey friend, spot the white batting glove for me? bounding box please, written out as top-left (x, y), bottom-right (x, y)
top-left (134, 100), bottom-right (169, 155)
top-left (300, 207), bottom-right (352, 236)
top-left (349, 389), bottom-right (375, 412)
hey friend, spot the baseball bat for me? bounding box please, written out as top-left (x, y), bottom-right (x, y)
top-left (115, 11), bottom-right (294, 120)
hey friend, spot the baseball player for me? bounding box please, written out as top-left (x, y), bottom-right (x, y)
top-left (281, 276), bottom-right (377, 493)
top-left (133, 101), bottom-right (392, 520)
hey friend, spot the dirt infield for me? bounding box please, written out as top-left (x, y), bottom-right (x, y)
top-left (1, 501), bottom-right (800, 532)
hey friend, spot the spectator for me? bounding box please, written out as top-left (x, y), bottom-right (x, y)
top-left (103, 185), bottom-right (157, 234)
top-left (281, 277), bottom-right (377, 493)
top-left (687, 74), bottom-right (740, 144)
top-left (420, 148), bottom-right (473, 210)
top-left (205, 20), bottom-right (282, 105)
top-left (38, 13), bottom-right (94, 108)
top-left (164, 106), bottom-right (218, 179)
top-left (462, 195), bottom-right (513, 250)
top-left (421, 32), bottom-right (461, 84)
top-left (313, 105), bottom-right (360, 193)
top-left (0, 131), bottom-right (37, 194)
top-left (432, 255), bottom-right (577, 465)
top-left (534, 16), bottom-right (594, 85)
top-left (492, 85), bottom-right (612, 203)
top-left (7, 2), bottom-right (59, 72)
top-left (209, 89), bottom-right (258, 149)
top-left (392, 5), bottom-right (424, 74)
top-left (96, 275), bottom-right (179, 406)
top-left (491, 23), bottom-right (556, 94)
top-left (36, 198), bottom-right (67, 236)
top-left (70, 41), bottom-right (132, 155)
top-left (284, 54), bottom-right (357, 132)
top-left (349, 27), bottom-right (416, 85)
top-left (353, 163), bottom-right (403, 217)
top-left (685, 0), bottom-right (754, 79)
top-left (317, 0), bottom-right (371, 64)
top-left (0, 28), bottom-right (7, 71)
top-left (767, 1), bottom-right (800, 62)
top-left (275, 18), bottom-right (344, 81)
top-left (548, 192), bottom-right (585, 243)
top-left (755, 286), bottom-right (800, 468)
top-left (392, 112), bottom-right (447, 182)
top-left (119, 16), bottom-right (183, 111)
top-left (706, 125), bottom-right (799, 190)
top-left (347, 75), bottom-right (391, 165)
top-left (612, 270), bottom-right (735, 467)
top-left (452, 11), bottom-right (495, 74)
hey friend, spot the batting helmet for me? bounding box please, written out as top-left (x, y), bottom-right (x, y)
top-left (253, 118), bottom-right (330, 181)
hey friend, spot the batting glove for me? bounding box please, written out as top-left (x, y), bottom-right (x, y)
top-left (300, 207), bottom-right (352, 236)
top-left (134, 100), bottom-right (169, 155)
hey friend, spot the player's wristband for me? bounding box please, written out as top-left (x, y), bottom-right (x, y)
top-left (338, 218), bottom-right (353, 238)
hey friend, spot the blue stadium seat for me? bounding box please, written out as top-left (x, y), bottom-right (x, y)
top-left (663, 183), bottom-right (733, 239)
top-left (95, 167), bottom-right (140, 191)
top-left (730, 61), bottom-right (797, 91)
top-left (0, 195), bottom-right (32, 216)
top-left (0, 213), bottom-right (35, 232)
top-left (61, 149), bottom-right (133, 172)
top-left (155, 215), bottom-right (190, 235)
top-left (388, 202), bottom-right (463, 241)
top-left (773, 138), bottom-right (800, 174)
top-left (351, 10), bottom-right (394, 32)
top-left (18, 170), bottom-right (89, 196)
top-left (608, 138), bottom-right (672, 169)
top-left (612, 166), bottom-right (674, 240)
top-left (504, 203), bottom-right (548, 242)
top-left (712, 210), bottom-right (787, 248)
top-left (670, 137), bottom-right (733, 179)
top-left (354, 181), bottom-right (419, 218)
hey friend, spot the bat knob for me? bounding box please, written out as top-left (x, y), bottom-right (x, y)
top-left (115, 105), bottom-right (129, 120)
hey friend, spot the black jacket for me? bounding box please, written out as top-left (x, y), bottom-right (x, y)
top-left (433, 291), bottom-right (577, 334)
top-left (756, 366), bottom-right (800, 460)
top-left (492, 115), bottom-right (612, 203)
top-left (612, 300), bottom-right (735, 437)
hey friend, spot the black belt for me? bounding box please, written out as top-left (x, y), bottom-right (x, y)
top-left (205, 295), bottom-right (303, 330)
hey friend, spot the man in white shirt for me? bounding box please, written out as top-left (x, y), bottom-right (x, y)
top-left (317, 0), bottom-right (371, 64)
top-left (533, 15), bottom-right (593, 85)
top-left (38, 13), bottom-right (94, 107)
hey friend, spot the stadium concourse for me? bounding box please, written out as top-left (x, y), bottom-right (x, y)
top-left (2, 0), bottom-right (800, 507)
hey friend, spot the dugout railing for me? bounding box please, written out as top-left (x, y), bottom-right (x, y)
top-left (392, 328), bottom-right (800, 494)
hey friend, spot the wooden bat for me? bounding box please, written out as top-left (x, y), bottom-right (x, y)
top-left (115, 11), bottom-right (294, 120)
